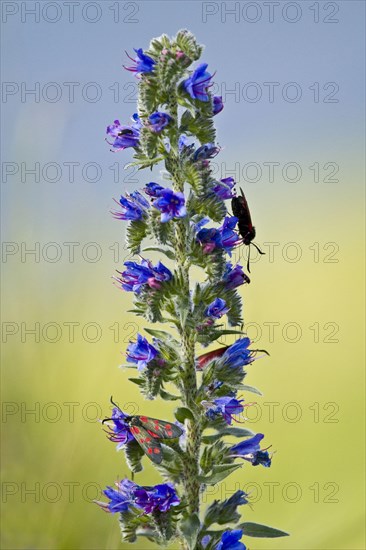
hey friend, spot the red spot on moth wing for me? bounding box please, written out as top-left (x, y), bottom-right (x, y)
top-left (131, 426), bottom-right (140, 434)
top-left (166, 430), bottom-right (173, 437)
top-left (148, 448), bottom-right (153, 454)
top-left (165, 424), bottom-right (171, 429)
top-left (140, 416), bottom-right (148, 422)
top-left (147, 429), bottom-right (159, 438)
top-left (153, 448), bottom-right (160, 454)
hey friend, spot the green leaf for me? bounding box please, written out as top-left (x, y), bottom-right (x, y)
top-left (237, 384), bottom-right (263, 396)
top-left (124, 440), bottom-right (144, 474)
top-left (198, 464), bottom-right (241, 485)
top-left (180, 513), bottom-right (201, 550)
top-left (128, 377), bottom-right (144, 386)
top-left (202, 427), bottom-right (254, 444)
top-left (174, 407), bottom-right (194, 423)
top-left (239, 522), bottom-right (289, 538)
top-left (142, 247), bottom-right (175, 260)
top-left (160, 389), bottom-right (180, 401)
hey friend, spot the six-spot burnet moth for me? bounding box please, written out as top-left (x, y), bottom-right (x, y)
top-left (231, 187), bottom-right (265, 272)
top-left (103, 398), bottom-right (183, 464)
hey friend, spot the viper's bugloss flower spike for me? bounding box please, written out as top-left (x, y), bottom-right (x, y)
top-left (153, 188), bottom-right (187, 222)
top-left (111, 191), bottom-right (149, 221)
top-left (183, 62), bottom-right (213, 101)
top-left (126, 333), bottom-right (159, 371)
top-left (99, 30), bottom-right (285, 548)
top-left (123, 48), bottom-right (156, 74)
top-left (204, 298), bottom-right (229, 319)
top-left (216, 530), bottom-right (246, 550)
top-left (231, 433), bottom-right (272, 467)
top-left (148, 111), bottom-right (172, 133)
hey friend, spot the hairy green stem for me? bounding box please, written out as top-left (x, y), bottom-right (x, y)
top-left (167, 93), bottom-right (202, 524)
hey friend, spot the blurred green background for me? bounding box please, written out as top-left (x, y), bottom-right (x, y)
top-left (1, 1), bottom-right (365, 549)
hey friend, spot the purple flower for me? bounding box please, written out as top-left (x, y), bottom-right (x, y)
top-left (178, 134), bottom-right (190, 151)
top-left (124, 48), bottom-right (156, 74)
top-left (183, 63), bottom-right (213, 102)
top-left (111, 191), bottom-right (149, 221)
top-left (205, 396), bottom-right (245, 425)
top-left (103, 407), bottom-right (134, 449)
top-left (205, 298), bottom-right (229, 319)
top-left (196, 217), bottom-right (240, 255)
top-left (231, 433), bottom-right (272, 467)
top-left (216, 530), bottom-right (246, 550)
top-left (222, 263), bottom-right (250, 289)
top-left (136, 483), bottom-right (180, 514)
top-left (153, 188), bottom-right (187, 223)
top-left (114, 259), bottom-right (172, 294)
top-left (126, 333), bottom-right (158, 370)
top-left (220, 216), bottom-right (240, 252)
top-left (222, 337), bottom-right (256, 370)
top-left (144, 182), bottom-right (165, 197)
top-left (213, 177), bottom-right (235, 200)
top-left (213, 95), bottom-right (224, 115)
top-left (148, 111), bottom-right (172, 133)
top-left (106, 114), bottom-right (141, 151)
top-left (95, 479), bottom-right (136, 513)
top-left (96, 479), bottom-right (180, 516)
top-left (193, 142), bottom-right (220, 162)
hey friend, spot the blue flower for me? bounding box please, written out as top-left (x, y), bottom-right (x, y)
top-left (111, 191), bottom-right (149, 221)
top-left (126, 333), bottom-right (158, 370)
top-left (206, 396), bottom-right (245, 425)
top-left (220, 216), bottom-right (240, 252)
top-left (178, 134), bottom-right (190, 151)
top-left (144, 182), bottom-right (165, 197)
top-left (96, 479), bottom-right (136, 513)
top-left (153, 188), bottom-right (187, 223)
top-left (213, 95), bottom-right (224, 115)
top-left (115, 259), bottom-right (172, 294)
top-left (193, 142), bottom-right (220, 162)
top-left (106, 114), bottom-right (141, 151)
top-left (205, 298), bottom-right (229, 319)
top-left (148, 111), bottom-right (172, 133)
top-left (222, 263), bottom-right (250, 289)
top-left (196, 217), bottom-right (240, 255)
top-left (216, 530), bottom-right (246, 550)
top-left (103, 407), bottom-right (134, 449)
top-left (231, 433), bottom-right (272, 467)
top-left (213, 177), bottom-right (235, 200)
top-left (124, 48), bottom-right (156, 74)
top-left (183, 63), bottom-right (213, 102)
top-left (96, 479), bottom-right (180, 515)
top-left (133, 482), bottom-right (180, 514)
top-left (222, 337), bottom-right (255, 370)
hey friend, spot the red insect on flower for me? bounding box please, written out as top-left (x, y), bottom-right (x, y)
top-left (231, 188), bottom-right (265, 272)
top-left (103, 398), bottom-right (183, 464)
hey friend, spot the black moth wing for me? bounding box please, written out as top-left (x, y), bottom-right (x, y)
top-left (136, 416), bottom-right (183, 439)
top-left (129, 418), bottom-right (163, 464)
top-left (232, 189), bottom-right (256, 245)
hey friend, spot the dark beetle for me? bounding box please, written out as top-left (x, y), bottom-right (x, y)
top-left (231, 188), bottom-right (265, 272)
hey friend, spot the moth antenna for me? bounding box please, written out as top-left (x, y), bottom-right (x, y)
top-left (110, 395), bottom-right (120, 409)
top-left (247, 244), bottom-right (251, 273)
top-left (252, 242), bottom-right (265, 255)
